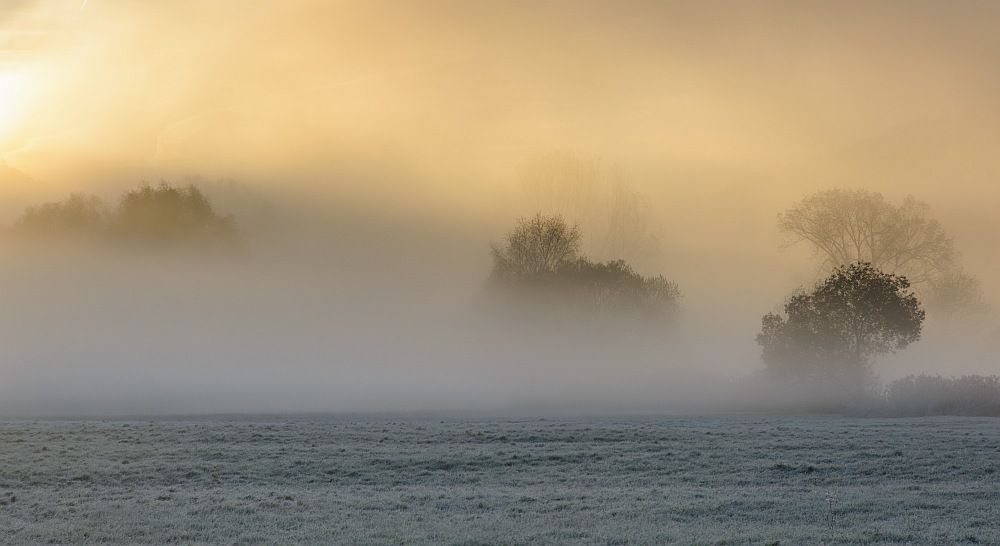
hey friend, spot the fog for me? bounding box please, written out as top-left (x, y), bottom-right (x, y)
top-left (0, 1), bottom-right (997, 415)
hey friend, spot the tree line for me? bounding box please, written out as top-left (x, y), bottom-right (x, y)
top-left (5, 169), bottom-right (995, 414)
top-left (6, 182), bottom-right (241, 251)
top-left (491, 155), bottom-right (993, 410)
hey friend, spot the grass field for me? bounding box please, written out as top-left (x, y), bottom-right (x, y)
top-left (0, 413), bottom-right (997, 544)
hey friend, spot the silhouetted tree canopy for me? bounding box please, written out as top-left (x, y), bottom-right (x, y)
top-left (486, 214), bottom-right (680, 332)
top-left (779, 188), bottom-right (988, 330)
top-left (757, 262), bottom-right (924, 393)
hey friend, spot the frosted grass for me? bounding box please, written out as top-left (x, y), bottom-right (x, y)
top-left (0, 414), bottom-right (996, 544)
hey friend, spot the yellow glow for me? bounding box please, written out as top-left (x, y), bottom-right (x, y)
top-left (0, 72), bottom-right (28, 140)
top-left (0, 0), bottom-right (994, 297)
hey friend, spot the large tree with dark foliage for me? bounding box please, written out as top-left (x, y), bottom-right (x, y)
top-left (757, 262), bottom-right (924, 393)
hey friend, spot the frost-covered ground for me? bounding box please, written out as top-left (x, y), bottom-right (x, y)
top-left (0, 414), bottom-right (997, 544)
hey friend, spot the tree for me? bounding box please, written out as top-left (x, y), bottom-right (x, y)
top-left (518, 151), bottom-right (660, 269)
top-left (489, 213), bottom-right (582, 281)
top-left (757, 262), bottom-right (924, 394)
top-left (779, 189), bottom-right (953, 284)
top-left (779, 188), bottom-right (988, 330)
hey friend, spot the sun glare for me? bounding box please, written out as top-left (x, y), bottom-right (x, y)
top-left (0, 71), bottom-right (29, 141)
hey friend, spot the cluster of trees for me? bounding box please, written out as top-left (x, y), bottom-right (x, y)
top-left (485, 214), bottom-right (680, 334)
top-left (7, 182), bottom-right (241, 251)
top-left (493, 172), bottom-right (992, 406)
top-left (759, 189), bottom-right (993, 399)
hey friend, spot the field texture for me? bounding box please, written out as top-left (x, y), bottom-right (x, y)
top-left (0, 414), bottom-right (997, 544)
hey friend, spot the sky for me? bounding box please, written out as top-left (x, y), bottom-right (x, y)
top-left (0, 0), bottom-right (996, 415)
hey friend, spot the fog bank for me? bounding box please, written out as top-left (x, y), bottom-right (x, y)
top-left (0, 1), bottom-right (996, 415)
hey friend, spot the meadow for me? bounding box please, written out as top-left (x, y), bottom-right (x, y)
top-left (0, 413), bottom-right (996, 544)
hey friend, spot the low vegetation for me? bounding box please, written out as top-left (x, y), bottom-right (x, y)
top-left (876, 374), bottom-right (1000, 417)
top-left (0, 415), bottom-right (995, 544)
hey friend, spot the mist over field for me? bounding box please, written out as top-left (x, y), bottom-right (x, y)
top-left (0, 0), bottom-right (997, 416)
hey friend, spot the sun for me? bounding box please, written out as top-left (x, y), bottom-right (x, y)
top-left (0, 71), bottom-right (29, 141)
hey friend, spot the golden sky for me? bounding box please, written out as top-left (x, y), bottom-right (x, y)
top-left (0, 0), bottom-right (997, 293)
